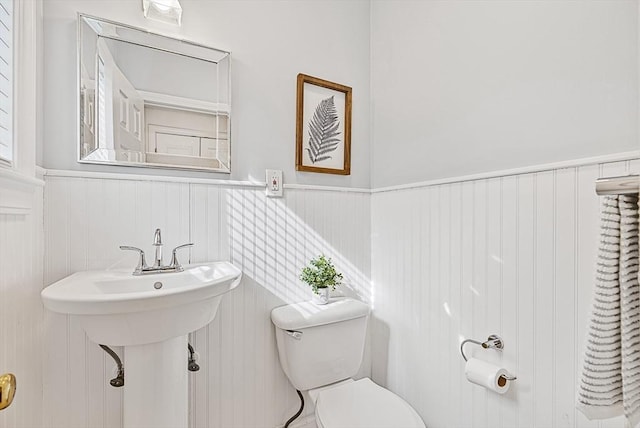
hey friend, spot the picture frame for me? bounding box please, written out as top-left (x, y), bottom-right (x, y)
top-left (296, 74), bottom-right (352, 175)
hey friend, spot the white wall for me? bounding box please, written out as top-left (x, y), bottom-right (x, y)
top-left (107, 38), bottom-right (219, 102)
top-left (0, 182), bottom-right (44, 428)
top-left (371, 1), bottom-right (639, 188)
top-left (42, 0), bottom-right (371, 188)
top-left (370, 156), bottom-right (638, 428)
top-left (33, 2), bottom-right (640, 428)
top-left (0, 0), bottom-right (45, 426)
top-left (43, 174), bottom-right (371, 428)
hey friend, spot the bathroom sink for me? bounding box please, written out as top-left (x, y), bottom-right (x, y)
top-left (41, 261), bottom-right (242, 346)
top-left (43, 260), bottom-right (242, 427)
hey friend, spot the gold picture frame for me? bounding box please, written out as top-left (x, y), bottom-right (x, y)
top-left (296, 74), bottom-right (352, 175)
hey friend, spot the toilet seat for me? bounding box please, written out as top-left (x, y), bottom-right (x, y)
top-left (315, 378), bottom-right (425, 428)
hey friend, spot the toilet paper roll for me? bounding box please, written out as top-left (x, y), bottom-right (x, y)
top-left (464, 358), bottom-right (511, 394)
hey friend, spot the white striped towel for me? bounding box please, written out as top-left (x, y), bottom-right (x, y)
top-left (577, 194), bottom-right (640, 426)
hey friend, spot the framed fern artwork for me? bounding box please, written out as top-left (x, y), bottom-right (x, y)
top-left (296, 74), bottom-right (352, 175)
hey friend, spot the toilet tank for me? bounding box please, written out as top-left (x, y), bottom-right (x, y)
top-left (271, 298), bottom-right (370, 391)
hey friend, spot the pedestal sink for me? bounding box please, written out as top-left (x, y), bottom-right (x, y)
top-left (41, 261), bottom-right (242, 428)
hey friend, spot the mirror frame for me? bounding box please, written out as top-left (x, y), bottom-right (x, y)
top-left (76, 13), bottom-right (232, 173)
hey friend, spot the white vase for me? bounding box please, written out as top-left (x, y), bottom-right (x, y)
top-left (313, 287), bottom-right (330, 305)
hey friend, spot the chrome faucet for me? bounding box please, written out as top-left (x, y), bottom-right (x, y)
top-left (153, 228), bottom-right (163, 268)
top-left (120, 228), bottom-right (194, 276)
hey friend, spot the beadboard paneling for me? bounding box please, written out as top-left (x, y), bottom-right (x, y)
top-left (43, 177), bottom-right (371, 428)
top-left (370, 160), bottom-right (638, 428)
top-left (0, 185), bottom-right (44, 428)
top-left (42, 156), bottom-right (635, 428)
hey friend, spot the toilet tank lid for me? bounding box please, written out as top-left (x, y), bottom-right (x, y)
top-left (271, 298), bottom-right (370, 330)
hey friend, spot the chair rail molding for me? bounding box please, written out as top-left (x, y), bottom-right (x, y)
top-left (0, 167), bottom-right (44, 214)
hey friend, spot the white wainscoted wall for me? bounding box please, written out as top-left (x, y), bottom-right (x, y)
top-left (0, 173), bottom-right (44, 428)
top-left (36, 154), bottom-right (640, 428)
top-left (0, 0), bottom-right (44, 424)
top-left (42, 173), bottom-right (371, 428)
top-left (370, 157), bottom-right (638, 428)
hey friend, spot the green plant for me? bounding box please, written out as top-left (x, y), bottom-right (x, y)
top-left (300, 255), bottom-right (343, 295)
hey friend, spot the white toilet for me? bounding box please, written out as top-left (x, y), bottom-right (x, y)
top-left (271, 297), bottom-right (425, 428)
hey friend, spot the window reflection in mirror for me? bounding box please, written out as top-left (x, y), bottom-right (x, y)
top-left (78, 14), bottom-right (231, 172)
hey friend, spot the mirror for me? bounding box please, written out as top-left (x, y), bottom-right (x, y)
top-left (78, 14), bottom-right (231, 172)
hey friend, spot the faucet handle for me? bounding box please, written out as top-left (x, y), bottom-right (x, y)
top-left (153, 229), bottom-right (162, 246)
top-left (119, 246), bottom-right (148, 274)
top-left (169, 243), bottom-right (194, 270)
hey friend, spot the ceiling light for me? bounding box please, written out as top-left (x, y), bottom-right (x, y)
top-left (142, 0), bottom-right (182, 26)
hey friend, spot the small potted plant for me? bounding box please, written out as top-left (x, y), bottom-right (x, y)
top-left (300, 254), bottom-right (343, 305)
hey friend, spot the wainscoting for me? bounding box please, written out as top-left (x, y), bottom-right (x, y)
top-left (42, 174), bottom-right (371, 428)
top-left (40, 154), bottom-right (639, 428)
top-left (0, 175), bottom-right (44, 428)
top-left (371, 159), bottom-right (637, 428)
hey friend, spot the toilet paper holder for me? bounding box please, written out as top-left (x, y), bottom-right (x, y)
top-left (460, 334), bottom-right (517, 381)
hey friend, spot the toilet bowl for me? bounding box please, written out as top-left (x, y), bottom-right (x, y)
top-left (271, 298), bottom-right (425, 428)
top-left (312, 378), bottom-right (424, 428)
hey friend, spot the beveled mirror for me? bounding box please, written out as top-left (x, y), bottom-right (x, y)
top-left (78, 14), bottom-right (231, 172)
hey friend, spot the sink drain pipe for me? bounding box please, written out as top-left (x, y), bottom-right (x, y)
top-left (187, 343), bottom-right (200, 372)
top-left (100, 342), bottom-right (200, 388)
top-left (99, 345), bottom-right (124, 387)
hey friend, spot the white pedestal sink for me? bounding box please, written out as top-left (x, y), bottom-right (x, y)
top-left (41, 261), bottom-right (242, 428)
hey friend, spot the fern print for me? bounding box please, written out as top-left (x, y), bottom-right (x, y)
top-left (305, 96), bottom-right (341, 163)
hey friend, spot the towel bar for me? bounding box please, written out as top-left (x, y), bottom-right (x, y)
top-left (595, 175), bottom-right (639, 195)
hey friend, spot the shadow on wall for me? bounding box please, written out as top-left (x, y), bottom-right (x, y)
top-left (188, 272), bottom-right (304, 426)
top-left (225, 187), bottom-right (372, 304)
top-left (41, 178), bottom-right (373, 428)
top-left (370, 316), bottom-right (390, 386)
top-left (209, 187), bottom-right (375, 425)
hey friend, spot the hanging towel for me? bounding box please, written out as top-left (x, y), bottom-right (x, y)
top-left (577, 194), bottom-right (640, 427)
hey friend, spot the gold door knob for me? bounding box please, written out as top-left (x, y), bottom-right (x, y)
top-left (0, 373), bottom-right (16, 410)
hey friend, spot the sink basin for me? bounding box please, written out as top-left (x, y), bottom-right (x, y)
top-left (42, 260), bottom-right (241, 427)
top-left (41, 261), bottom-right (242, 346)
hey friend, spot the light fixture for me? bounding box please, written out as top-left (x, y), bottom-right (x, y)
top-left (142, 0), bottom-right (183, 26)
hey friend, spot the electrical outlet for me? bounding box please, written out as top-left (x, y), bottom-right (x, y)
top-left (266, 169), bottom-right (283, 197)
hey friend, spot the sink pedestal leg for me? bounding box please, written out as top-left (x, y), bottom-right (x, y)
top-left (123, 335), bottom-right (188, 428)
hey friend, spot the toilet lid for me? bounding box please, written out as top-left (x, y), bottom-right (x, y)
top-left (315, 378), bottom-right (425, 428)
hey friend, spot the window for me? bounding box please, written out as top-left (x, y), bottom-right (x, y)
top-left (0, 0), bottom-right (12, 165)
